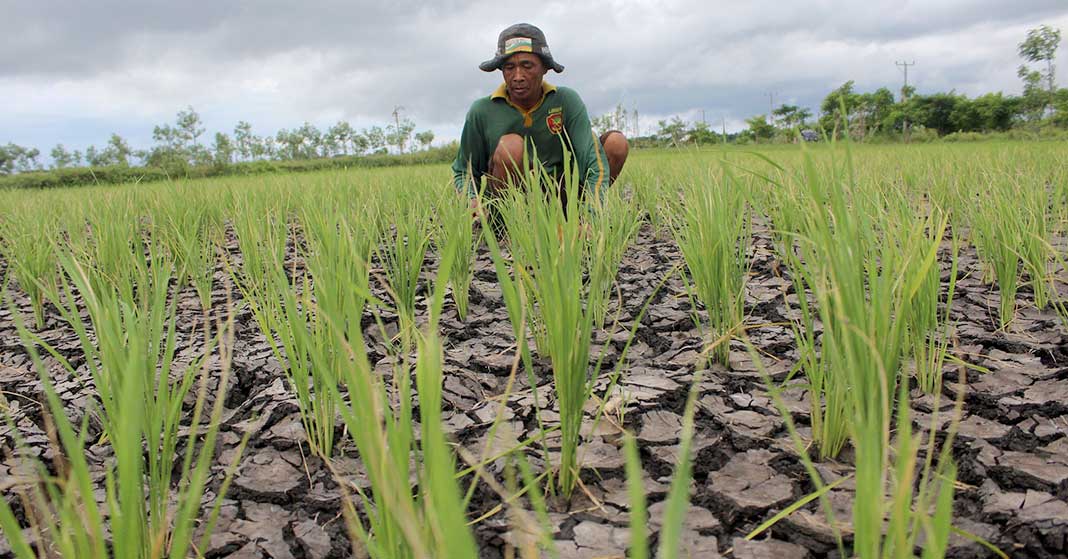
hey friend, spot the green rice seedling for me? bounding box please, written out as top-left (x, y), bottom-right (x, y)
top-left (961, 160), bottom-right (1056, 328)
top-left (323, 235), bottom-right (479, 558)
top-left (373, 184), bottom-right (434, 352)
top-left (154, 193), bottom-right (223, 312)
top-left (268, 270), bottom-right (340, 459)
top-left (586, 184), bottom-right (641, 329)
top-left (0, 206), bottom-right (61, 329)
top-left (904, 215), bottom-right (960, 395)
top-left (766, 143), bottom-right (942, 464)
top-left (74, 196), bottom-right (154, 307)
top-left (1017, 179), bottom-right (1053, 310)
top-left (301, 196), bottom-right (376, 341)
top-left (434, 184), bottom-right (480, 320)
top-left (1, 243), bottom-right (244, 558)
top-left (489, 148), bottom-right (611, 497)
top-left (231, 197), bottom-right (341, 458)
top-left (229, 193), bottom-right (290, 303)
top-left (492, 188), bottom-right (551, 357)
top-left (746, 336), bottom-right (964, 559)
top-left (668, 165), bottom-right (751, 367)
top-left (628, 167), bottom-right (669, 232)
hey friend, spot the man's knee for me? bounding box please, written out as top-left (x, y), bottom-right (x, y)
top-left (600, 130), bottom-right (628, 182)
top-left (491, 134), bottom-right (525, 171)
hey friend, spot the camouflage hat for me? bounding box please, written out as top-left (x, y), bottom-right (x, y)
top-left (479, 23), bottom-right (564, 73)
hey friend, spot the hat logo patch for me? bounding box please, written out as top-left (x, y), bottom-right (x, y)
top-left (504, 37), bottom-right (533, 54)
top-left (546, 112), bottom-right (563, 134)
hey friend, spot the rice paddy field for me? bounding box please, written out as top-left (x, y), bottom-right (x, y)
top-left (1, 141), bottom-right (1068, 558)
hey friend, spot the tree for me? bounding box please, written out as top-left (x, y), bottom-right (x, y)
top-left (414, 130), bottom-right (434, 150)
top-left (387, 117), bottom-right (416, 154)
top-left (365, 126), bottom-right (387, 154)
top-left (1054, 87), bottom-right (1068, 128)
top-left (1018, 25), bottom-right (1061, 117)
top-left (176, 106), bottom-right (205, 148)
top-left (819, 81), bottom-right (860, 136)
top-left (655, 117), bottom-right (687, 147)
top-left (101, 133), bottom-right (133, 166)
top-left (212, 132), bottom-right (235, 166)
top-left (689, 121), bottom-right (720, 145)
top-left (275, 128), bottom-right (301, 160)
top-left (772, 104), bottom-right (813, 129)
top-left (853, 88), bottom-right (895, 137)
top-left (908, 93), bottom-right (963, 136)
top-left (351, 130), bottom-right (369, 155)
top-left (0, 143), bottom-right (41, 174)
top-left (295, 122), bottom-right (323, 158)
top-left (0, 144), bottom-right (16, 175)
top-left (744, 115), bottom-right (777, 142)
top-left (1017, 65), bottom-right (1048, 122)
top-left (234, 121), bottom-right (256, 161)
top-left (592, 103), bottom-right (630, 136)
top-left (51, 144), bottom-right (82, 168)
top-left (327, 121), bottom-right (355, 156)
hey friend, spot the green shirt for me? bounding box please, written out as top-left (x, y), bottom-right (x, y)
top-left (451, 81), bottom-right (609, 196)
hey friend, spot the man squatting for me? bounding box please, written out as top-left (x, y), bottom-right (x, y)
top-left (451, 23), bottom-right (629, 200)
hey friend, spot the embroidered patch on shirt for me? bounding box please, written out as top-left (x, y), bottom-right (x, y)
top-left (504, 37), bottom-right (533, 54)
top-left (546, 112), bottom-right (563, 134)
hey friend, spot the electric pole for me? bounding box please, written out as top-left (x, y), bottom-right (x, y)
top-left (895, 61), bottom-right (915, 142)
top-left (392, 105), bottom-right (405, 154)
top-left (765, 91), bottom-right (777, 125)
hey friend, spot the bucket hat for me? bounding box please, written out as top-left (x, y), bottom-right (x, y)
top-left (479, 23), bottom-right (564, 73)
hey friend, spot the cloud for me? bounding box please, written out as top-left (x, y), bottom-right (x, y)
top-left (2, 0), bottom-right (1067, 152)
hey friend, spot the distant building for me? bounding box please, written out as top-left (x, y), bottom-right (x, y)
top-left (800, 129), bottom-right (819, 142)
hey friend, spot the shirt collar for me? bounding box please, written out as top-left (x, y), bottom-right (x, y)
top-left (491, 81), bottom-right (557, 102)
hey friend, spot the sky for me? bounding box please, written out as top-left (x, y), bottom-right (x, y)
top-left (3, 0), bottom-right (1067, 157)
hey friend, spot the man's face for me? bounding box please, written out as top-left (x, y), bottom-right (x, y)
top-left (501, 52), bottom-right (547, 109)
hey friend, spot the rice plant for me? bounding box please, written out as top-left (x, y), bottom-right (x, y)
top-left (487, 148), bottom-right (611, 497)
top-left (766, 146), bottom-right (939, 462)
top-left (586, 184), bottom-right (641, 329)
top-left (748, 336), bottom-right (962, 559)
top-left (1, 241), bottom-right (244, 558)
top-left (434, 184), bottom-right (480, 320)
top-left (154, 193), bottom-right (222, 312)
top-left (373, 184), bottom-right (433, 352)
top-left (325, 234), bottom-right (479, 558)
top-left (669, 165), bottom-right (751, 367)
top-left (0, 206), bottom-right (61, 329)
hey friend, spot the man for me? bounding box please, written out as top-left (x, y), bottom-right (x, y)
top-left (452, 23), bottom-right (629, 201)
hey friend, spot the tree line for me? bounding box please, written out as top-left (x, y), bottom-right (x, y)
top-left (0, 107), bottom-right (436, 175)
top-left (596, 24), bottom-right (1066, 146)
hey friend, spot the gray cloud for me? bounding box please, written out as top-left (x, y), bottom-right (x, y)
top-left (2, 0), bottom-right (1067, 152)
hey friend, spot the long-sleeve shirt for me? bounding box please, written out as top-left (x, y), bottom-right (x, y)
top-left (451, 81), bottom-right (609, 196)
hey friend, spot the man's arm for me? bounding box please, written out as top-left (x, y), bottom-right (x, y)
top-left (451, 105), bottom-right (488, 197)
top-left (562, 89), bottom-right (610, 193)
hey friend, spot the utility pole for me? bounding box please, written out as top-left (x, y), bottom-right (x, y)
top-left (895, 61), bottom-right (915, 142)
top-left (701, 109), bottom-right (706, 124)
top-left (765, 91), bottom-right (777, 125)
top-left (392, 105), bottom-right (405, 154)
top-left (722, 117), bottom-right (727, 145)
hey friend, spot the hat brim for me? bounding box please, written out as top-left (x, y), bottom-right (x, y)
top-left (479, 54), bottom-right (564, 73)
